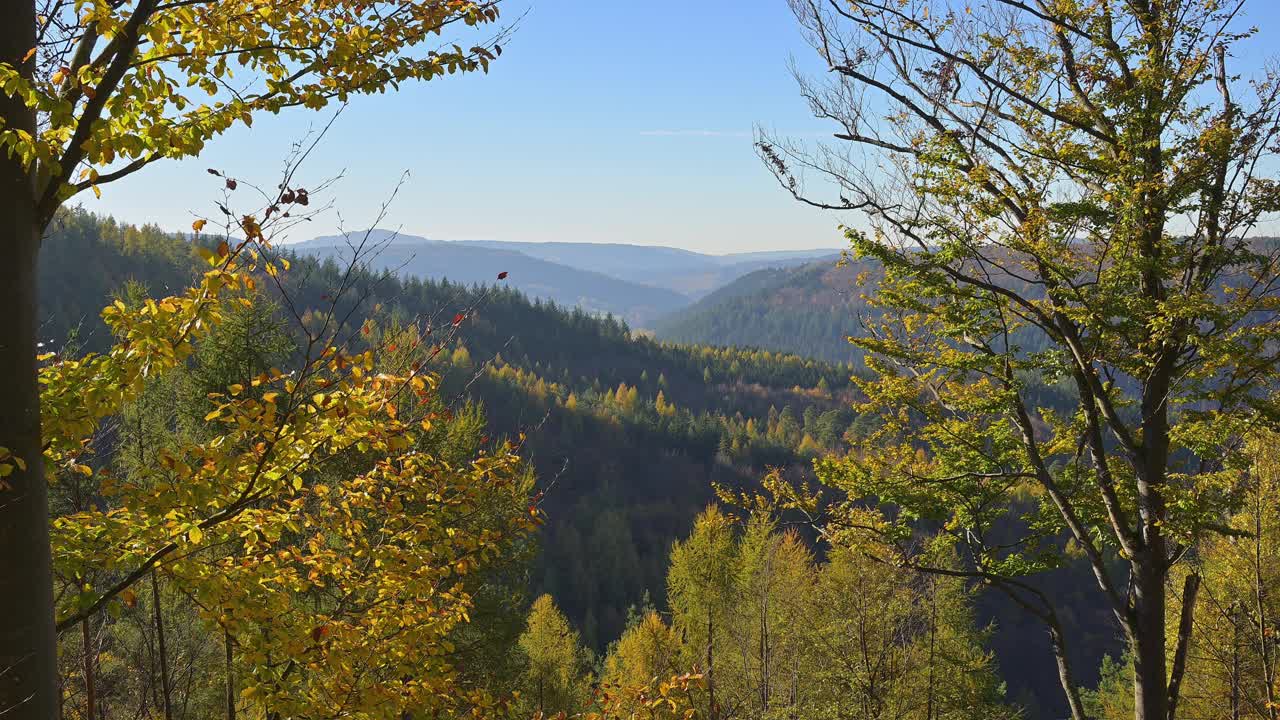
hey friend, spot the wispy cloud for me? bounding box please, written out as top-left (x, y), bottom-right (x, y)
top-left (639, 129), bottom-right (752, 138)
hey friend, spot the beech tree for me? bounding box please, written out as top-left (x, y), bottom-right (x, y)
top-left (1088, 432), bottom-right (1280, 719)
top-left (35, 228), bottom-right (537, 718)
top-left (0, 2), bottom-right (506, 716)
top-left (762, 1), bottom-right (1280, 719)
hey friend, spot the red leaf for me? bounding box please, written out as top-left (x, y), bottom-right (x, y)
top-left (497, 271), bottom-right (508, 280)
top-left (452, 313), bottom-right (465, 327)
top-left (225, 178), bottom-right (237, 190)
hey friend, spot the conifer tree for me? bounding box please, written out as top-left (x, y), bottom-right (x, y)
top-left (667, 506), bottom-right (737, 720)
top-left (602, 611), bottom-right (685, 698)
top-left (518, 594), bottom-right (589, 717)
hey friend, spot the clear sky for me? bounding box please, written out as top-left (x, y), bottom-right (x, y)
top-left (86, 0), bottom-right (1279, 254)
top-left (87, 0), bottom-right (850, 254)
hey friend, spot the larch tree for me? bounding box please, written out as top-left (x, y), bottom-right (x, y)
top-left (761, 1), bottom-right (1280, 719)
top-left (0, 1), bottom-right (507, 716)
top-left (517, 594), bottom-right (589, 717)
top-left (667, 505), bottom-right (737, 720)
top-left (601, 611), bottom-right (685, 705)
top-left (724, 516), bottom-right (813, 718)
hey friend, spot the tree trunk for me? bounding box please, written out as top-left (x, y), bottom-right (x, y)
top-left (1047, 617), bottom-right (1087, 720)
top-left (1132, 557), bottom-right (1169, 720)
top-left (1231, 603), bottom-right (1241, 720)
top-left (81, 619), bottom-right (97, 720)
top-left (926, 586), bottom-right (937, 720)
top-left (1254, 492), bottom-right (1278, 720)
top-left (1166, 574), bottom-right (1200, 720)
top-left (224, 628), bottom-right (236, 720)
top-left (0, 4), bottom-right (58, 719)
top-left (152, 572), bottom-right (173, 720)
top-left (707, 615), bottom-right (716, 720)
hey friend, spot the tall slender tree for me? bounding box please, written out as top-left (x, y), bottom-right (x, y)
top-left (763, 1), bottom-right (1280, 719)
top-left (668, 506), bottom-right (737, 720)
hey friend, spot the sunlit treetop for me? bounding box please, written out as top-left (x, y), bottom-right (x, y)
top-left (1, 0), bottom-right (506, 226)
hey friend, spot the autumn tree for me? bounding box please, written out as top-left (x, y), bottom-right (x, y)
top-left (762, 1), bottom-right (1280, 719)
top-left (30, 205), bottom-right (538, 720)
top-left (517, 594), bottom-right (590, 717)
top-left (1088, 431), bottom-right (1280, 719)
top-left (794, 547), bottom-right (1010, 720)
top-left (722, 517), bottom-right (813, 718)
top-left (662, 505), bottom-right (1011, 720)
top-left (600, 611), bottom-right (686, 709)
top-left (667, 506), bottom-right (737, 720)
top-left (0, 2), bottom-right (509, 715)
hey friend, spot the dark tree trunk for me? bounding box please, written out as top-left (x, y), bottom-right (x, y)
top-left (0, 4), bottom-right (58, 719)
top-left (152, 572), bottom-right (173, 720)
top-left (81, 619), bottom-right (96, 720)
top-left (707, 615), bottom-right (716, 720)
top-left (1132, 556), bottom-right (1169, 720)
top-left (1047, 616), bottom-right (1087, 720)
top-left (225, 628), bottom-right (236, 720)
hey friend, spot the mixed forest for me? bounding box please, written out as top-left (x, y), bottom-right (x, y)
top-left (5, 1), bottom-right (1280, 720)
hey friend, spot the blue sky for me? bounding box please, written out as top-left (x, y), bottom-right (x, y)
top-left (89, 0), bottom-right (846, 254)
top-left (88, 0), bottom-right (1279, 254)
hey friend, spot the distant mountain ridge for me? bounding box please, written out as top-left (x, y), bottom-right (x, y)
top-left (295, 231), bottom-right (690, 327)
top-left (456, 240), bottom-right (839, 298)
top-left (294, 231), bottom-right (841, 325)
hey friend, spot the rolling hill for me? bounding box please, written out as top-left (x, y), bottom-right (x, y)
top-left (653, 256), bottom-right (876, 365)
top-left (292, 232), bottom-right (841, 327)
top-left (456, 240), bottom-right (840, 297)
top-left (294, 231), bottom-right (692, 327)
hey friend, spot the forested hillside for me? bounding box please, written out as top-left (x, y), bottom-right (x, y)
top-left (654, 259), bottom-right (873, 365)
top-left (37, 209), bottom-right (1122, 718)
top-left (295, 232), bottom-right (693, 327)
top-left (39, 210), bottom-right (861, 652)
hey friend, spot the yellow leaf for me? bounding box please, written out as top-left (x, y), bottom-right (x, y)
top-left (188, 526), bottom-right (204, 544)
top-left (192, 219), bottom-right (207, 233)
